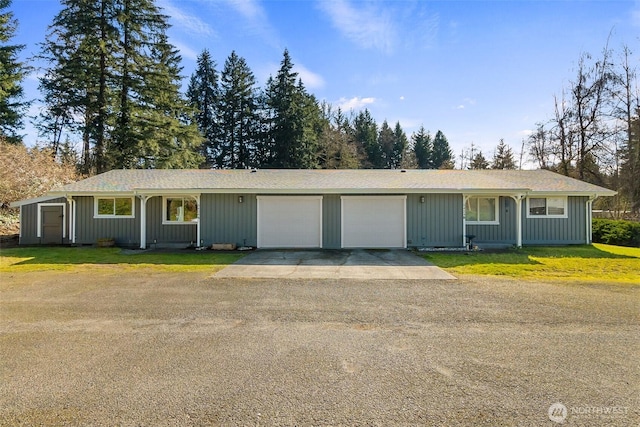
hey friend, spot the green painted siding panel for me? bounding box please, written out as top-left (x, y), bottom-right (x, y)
top-left (75, 196), bottom-right (140, 246)
top-left (466, 197), bottom-right (517, 244)
top-left (145, 196), bottom-right (197, 245)
top-left (523, 196), bottom-right (587, 244)
top-left (322, 195), bottom-right (341, 249)
top-left (200, 193), bottom-right (257, 247)
top-left (407, 193), bottom-right (463, 247)
top-left (19, 197), bottom-right (70, 245)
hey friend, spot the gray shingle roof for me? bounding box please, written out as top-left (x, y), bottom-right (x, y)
top-left (48, 169), bottom-right (616, 196)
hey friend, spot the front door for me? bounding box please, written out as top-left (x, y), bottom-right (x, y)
top-left (41, 206), bottom-right (63, 244)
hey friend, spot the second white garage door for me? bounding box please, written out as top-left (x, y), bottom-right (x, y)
top-left (257, 196), bottom-right (323, 248)
top-left (341, 196), bottom-right (406, 248)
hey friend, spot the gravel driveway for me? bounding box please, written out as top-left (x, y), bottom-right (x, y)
top-left (0, 271), bottom-right (638, 426)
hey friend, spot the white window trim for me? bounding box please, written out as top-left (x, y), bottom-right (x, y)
top-left (465, 196), bottom-right (500, 225)
top-left (37, 202), bottom-right (66, 238)
top-left (94, 196), bottom-right (135, 219)
top-left (526, 196), bottom-right (568, 219)
top-left (162, 196), bottom-right (199, 225)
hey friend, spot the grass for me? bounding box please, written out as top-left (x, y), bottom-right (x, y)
top-left (422, 244), bottom-right (640, 285)
top-left (0, 247), bottom-right (244, 273)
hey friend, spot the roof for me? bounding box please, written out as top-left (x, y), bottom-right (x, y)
top-left (46, 169), bottom-right (616, 197)
top-left (9, 195), bottom-right (66, 208)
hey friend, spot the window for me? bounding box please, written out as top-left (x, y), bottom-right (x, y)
top-left (163, 197), bottom-right (198, 224)
top-left (527, 197), bottom-right (567, 218)
top-left (94, 197), bottom-right (134, 218)
top-left (465, 197), bottom-right (498, 224)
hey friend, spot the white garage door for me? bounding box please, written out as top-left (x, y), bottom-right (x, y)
top-left (257, 196), bottom-right (323, 248)
top-left (341, 196), bottom-right (406, 248)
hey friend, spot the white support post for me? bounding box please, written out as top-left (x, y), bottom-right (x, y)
top-left (66, 196), bottom-right (76, 244)
top-left (510, 194), bottom-right (524, 248)
top-left (195, 194), bottom-right (201, 248)
top-left (462, 195), bottom-right (468, 248)
top-left (139, 195), bottom-right (150, 249)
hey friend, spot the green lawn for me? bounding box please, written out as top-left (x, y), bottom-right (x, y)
top-left (0, 247), bottom-right (244, 273)
top-left (422, 244), bottom-right (640, 285)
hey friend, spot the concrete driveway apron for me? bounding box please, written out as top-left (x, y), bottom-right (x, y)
top-left (213, 249), bottom-right (456, 280)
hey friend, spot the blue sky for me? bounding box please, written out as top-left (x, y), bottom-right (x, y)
top-left (12, 0), bottom-right (640, 167)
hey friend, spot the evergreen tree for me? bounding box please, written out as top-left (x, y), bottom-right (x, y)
top-left (37, 0), bottom-right (119, 173)
top-left (187, 49), bottom-right (219, 168)
top-left (0, 0), bottom-right (29, 144)
top-left (619, 112), bottom-right (640, 212)
top-left (378, 120), bottom-right (395, 169)
top-left (469, 151), bottom-right (489, 169)
top-left (37, 0), bottom-right (202, 173)
top-left (412, 126), bottom-right (432, 169)
top-left (218, 51), bottom-right (258, 169)
top-left (264, 49), bottom-right (319, 168)
top-left (352, 108), bottom-right (379, 168)
top-left (432, 130), bottom-right (454, 169)
top-left (391, 121), bottom-right (408, 169)
top-left (491, 138), bottom-right (517, 169)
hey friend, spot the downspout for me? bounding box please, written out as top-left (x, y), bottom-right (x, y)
top-left (586, 195), bottom-right (597, 245)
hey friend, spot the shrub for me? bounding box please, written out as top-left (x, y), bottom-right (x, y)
top-left (592, 218), bottom-right (640, 247)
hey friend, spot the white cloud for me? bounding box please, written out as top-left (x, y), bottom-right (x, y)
top-left (226, 0), bottom-right (263, 20)
top-left (223, 0), bottom-right (281, 47)
top-left (399, 96), bottom-right (405, 101)
top-left (518, 129), bottom-right (534, 137)
top-left (336, 96), bottom-right (376, 111)
top-left (318, 0), bottom-right (396, 53)
top-left (159, 0), bottom-right (216, 37)
top-left (455, 105), bottom-right (465, 110)
top-left (294, 64), bottom-right (325, 90)
top-left (172, 40), bottom-right (199, 61)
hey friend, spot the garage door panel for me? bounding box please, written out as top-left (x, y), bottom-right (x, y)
top-left (258, 196), bottom-right (322, 248)
top-left (341, 196), bottom-right (406, 248)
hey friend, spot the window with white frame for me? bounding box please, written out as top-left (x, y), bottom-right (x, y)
top-left (527, 196), bottom-right (567, 218)
top-left (163, 196), bottom-right (198, 224)
top-left (94, 197), bottom-right (134, 218)
top-left (465, 196), bottom-right (499, 224)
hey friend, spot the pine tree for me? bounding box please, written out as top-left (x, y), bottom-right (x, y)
top-left (412, 126), bottom-right (432, 169)
top-left (491, 138), bottom-right (517, 170)
top-left (264, 49), bottom-right (319, 168)
top-left (187, 49), bottom-right (219, 168)
top-left (620, 112), bottom-right (640, 212)
top-left (352, 109), bottom-right (379, 168)
top-left (391, 121), bottom-right (408, 169)
top-left (218, 51), bottom-right (258, 169)
top-left (432, 130), bottom-right (454, 169)
top-left (0, 0), bottom-right (29, 144)
top-left (37, 0), bottom-right (202, 172)
top-left (378, 120), bottom-right (395, 169)
top-left (37, 0), bottom-right (119, 173)
top-left (469, 151), bottom-right (489, 169)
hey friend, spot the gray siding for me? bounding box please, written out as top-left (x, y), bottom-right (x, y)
top-left (523, 196), bottom-right (587, 244)
top-left (145, 196), bottom-right (197, 246)
top-left (466, 197), bottom-right (517, 245)
top-left (200, 193), bottom-right (257, 247)
top-left (322, 194), bottom-right (341, 249)
top-left (19, 197), bottom-right (71, 245)
top-left (407, 194), bottom-right (463, 247)
top-left (75, 196), bottom-right (140, 247)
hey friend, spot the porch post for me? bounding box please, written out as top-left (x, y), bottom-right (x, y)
top-left (462, 195), bottom-right (468, 248)
top-left (513, 195), bottom-right (523, 248)
top-left (139, 195), bottom-right (151, 249)
top-left (586, 196), bottom-right (596, 244)
top-left (194, 194), bottom-right (201, 248)
top-left (66, 196), bottom-right (76, 244)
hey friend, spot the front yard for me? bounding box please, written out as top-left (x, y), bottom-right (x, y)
top-left (422, 243), bottom-right (640, 285)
